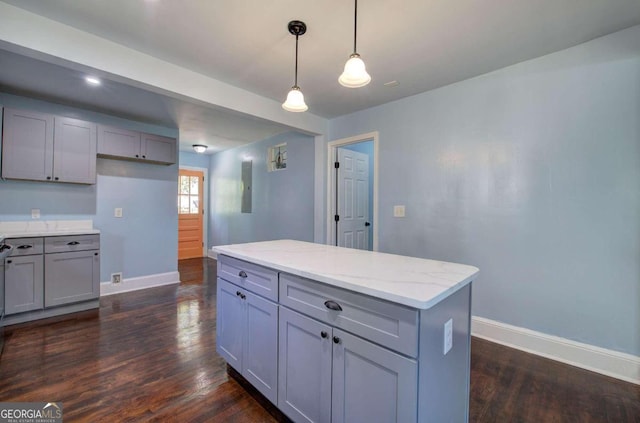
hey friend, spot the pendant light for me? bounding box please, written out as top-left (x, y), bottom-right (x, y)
top-left (339, 0), bottom-right (371, 88)
top-left (282, 20), bottom-right (308, 112)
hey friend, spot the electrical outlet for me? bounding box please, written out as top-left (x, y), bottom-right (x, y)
top-left (114, 208), bottom-right (123, 218)
top-left (444, 318), bottom-right (453, 355)
top-left (111, 272), bottom-right (122, 284)
top-left (31, 208), bottom-right (40, 219)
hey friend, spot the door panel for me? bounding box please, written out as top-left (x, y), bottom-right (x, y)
top-left (178, 169), bottom-right (204, 259)
top-left (278, 307), bottom-right (332, 423)
top-left (331, 329), bottom-right (418, 423)
top-left (337, 148), bottom-right (369, 250)
top-left (4, 255), bottom-right (44, 315)
top-left (53, 117), bottom-right (97, 184)
top-left (216, 279), bottom-right (244, 371)
top-left (44, 250), bottom-right (100, 307)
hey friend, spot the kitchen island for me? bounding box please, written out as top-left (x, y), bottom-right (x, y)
top-left (213, 240), bottom-right (479, 423)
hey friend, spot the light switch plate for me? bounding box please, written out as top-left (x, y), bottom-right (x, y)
top-left (444, 318), bottom-right (453, 355)
top-left (393, 205), bottom-right (405, 217)
top-left (114, 208), bottom-right (123, 218)
top-left (31, 209), bottom-right (40, 219)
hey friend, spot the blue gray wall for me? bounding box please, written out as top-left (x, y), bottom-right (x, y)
top-left (328, 26), bottom-right (640, 356)
top-left (209, 131), bottom-right (315, 246)
top-left (0, 93), bottom-right (179, 282)
top-left (179, 150), bottom-right (210, 169)
top-left (341, 141), bottom-right (374, 251)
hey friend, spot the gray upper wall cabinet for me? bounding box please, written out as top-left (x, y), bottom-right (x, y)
top-left (97, 125), bottom-right (176, 165)
top-left (1, 108), bottom-right (97, 184)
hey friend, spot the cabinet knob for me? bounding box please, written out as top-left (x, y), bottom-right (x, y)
top-left (135, 154), bottom-right (139, 158)
top-left (6, 260), bottom-right (12, 264)
top-left (238, 270), bottom-right (248, 278)
top-left (54, 177), bottom-right (59, 181)
top-left (46, 176), bottom-right (51, 180)
top-left (333, 336), bottom-right (341, 344)
top-left (94, 252), bottom-right (99, 256)
top-left (236, 291), bottom-right (242, 297)
top-left (324, 300), bottom-right (343, 311)
top-left (321, 331), bottom-right (328, 339)
top-left (142, 155), bottom-right (146, 159)
top-left (240, 293), bottom-right (246, 300)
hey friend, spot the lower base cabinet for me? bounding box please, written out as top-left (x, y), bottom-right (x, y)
top-left (4, 255), bottom-right (44, 315)
top-left (278, 307), bottom-right (418, 423)
top-left (44, 250), bottom-right (100, 308)
top-left (216, 278), bottom-right (278, 404)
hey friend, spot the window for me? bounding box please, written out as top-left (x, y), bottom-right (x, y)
top-left (268, 143), bottom-right (287, 171)
top-left (179, 174), bottom-right (200, 214)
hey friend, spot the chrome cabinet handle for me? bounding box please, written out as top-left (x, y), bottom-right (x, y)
top-left (324, 300), bottom-right (343, 311)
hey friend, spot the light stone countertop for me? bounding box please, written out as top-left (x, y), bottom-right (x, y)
top-left (213, 239), bottom-right (479, 310)
top-left (0, 220), bottom-right (100, 240)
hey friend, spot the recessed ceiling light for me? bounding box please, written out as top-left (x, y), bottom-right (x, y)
top-left (85, 76), bottom-right (101, 86)
top-left (383, 80), bottom-right (399, 87)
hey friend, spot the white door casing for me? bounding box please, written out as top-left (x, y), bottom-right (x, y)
top-left (337, 148), bottom-right (369, 250)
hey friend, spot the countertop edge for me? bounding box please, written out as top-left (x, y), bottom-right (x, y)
top-left (213, 246), bottom-right (479, 310)
top-left (1, 230), bottom-right (101, 238)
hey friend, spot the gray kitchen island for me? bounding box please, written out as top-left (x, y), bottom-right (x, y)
top-left (213, 239), bottom-right (479, 423)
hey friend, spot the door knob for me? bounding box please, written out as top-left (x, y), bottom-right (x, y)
top-left (365, 221), bottom-right (371, 227)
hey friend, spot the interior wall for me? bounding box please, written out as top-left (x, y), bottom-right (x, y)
top-left (328, 25), bottom-right (640, 356)
top-left (179, 150), bottom-right (211, 169)
top-left (209, 131), bottom-right (315, 247)
top-left (0, 93), bottom-right (179, 282)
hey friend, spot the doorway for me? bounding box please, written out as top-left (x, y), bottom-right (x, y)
top-left (178, 168), bottom-right (205, 259)
top-left (327, 132), bottom-right (379, 251)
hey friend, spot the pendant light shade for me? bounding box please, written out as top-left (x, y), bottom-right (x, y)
top-left (339, 0), bottom-right (370, 88)
top-left (282, 21), bottom-right (308, 113)
top-left (283, 86), bottom-right (308, 112)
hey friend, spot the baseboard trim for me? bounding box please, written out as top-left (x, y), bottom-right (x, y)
top-left (208, 250), bottom-right (217, 260)
top-left (100, 271), bottom-right (180, 296)
top-left (471, 316), bottom-right (639, 385)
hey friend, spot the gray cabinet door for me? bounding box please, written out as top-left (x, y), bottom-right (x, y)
top-left (1, 108), bottom-right (54, 181)
top-left (97, 125), bottom-right (141, 159)
top-left (141, 133), bottom-right (176, 164)
top-left (244, 291), bottom-right (278, 405)
top-left (216, 278), bottom-right (244, 371)
top-left (53, 117), bottom-right (97, 184)
top-left (4, 255), bottom-right (44, 315)
top-left (278, 307), bottom-right (332, 423)
top-left (0, 261), bottom-right (4, 318)
top-left (44, 250), bottom-right (100, 308)
top-left (331, 329), bottom-right (418, 423)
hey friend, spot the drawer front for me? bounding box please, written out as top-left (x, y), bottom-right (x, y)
top-left (44, 234), bottom-right (100, 253)
top-left (217, 255), bottom-right (278, 301)
top-left (6, 237), bottom-right (44, 256)
top-left (280, 273), bottom-right (419, 357)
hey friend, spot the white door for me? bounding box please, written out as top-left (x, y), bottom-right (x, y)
top-left (337, 148), bottom-right (370, 250)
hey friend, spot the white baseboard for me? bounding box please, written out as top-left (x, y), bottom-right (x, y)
top-left (100, 271), bottom-right (180, 296)
top-left (471, 316), bottom-right (639, 385)
top-left (208, 249), bottom-right (217, 259)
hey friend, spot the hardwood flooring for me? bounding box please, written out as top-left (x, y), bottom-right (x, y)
top-left (0, 257), bottom-right (638, 422)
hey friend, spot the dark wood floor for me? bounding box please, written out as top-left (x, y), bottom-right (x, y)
top-left (0, 258), bottom-right (638, 422)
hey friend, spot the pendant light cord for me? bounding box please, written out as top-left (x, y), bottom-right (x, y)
top-left (353, 0), bottom-right (358, 53)
top-left (295, 34), bottom-right (299, 87)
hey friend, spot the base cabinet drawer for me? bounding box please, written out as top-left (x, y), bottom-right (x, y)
top-left (4, 255), bottom-right (44, 315)
top-left (218, 255), bottom-right (278, 302)
top-left (278, 307), bottom-right (417, 423)
top-left (216, 278), bottom-right (278, 404)
top-left (44, 250), bottom-right (100, 308)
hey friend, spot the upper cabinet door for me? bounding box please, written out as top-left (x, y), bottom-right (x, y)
top-left (1, 108), bottom-right (54, 181)
top-left (97, 125), bottom-right (141, 159)
top-left (53, 117), bottom-right (97, 184)
top-left (141, 133), bottom-right (176, 164)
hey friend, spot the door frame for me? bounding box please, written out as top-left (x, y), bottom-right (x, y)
top-left (179, 166), bottom-right (208, 257)
top-left (326, 131), bottom-right (379, 251)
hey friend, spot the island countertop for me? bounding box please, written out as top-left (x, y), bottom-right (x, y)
top-left (213, 239), bottom-right (479, 309)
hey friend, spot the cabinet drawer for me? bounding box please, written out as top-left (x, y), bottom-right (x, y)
top-left (6, 237), bottom-right (44, 256)
top-left (45, 234), bottom-right (100, 253)
top-left (217, 255), bottom-right (278, 302)
top-left (280, 273), bottom-right (419, 357)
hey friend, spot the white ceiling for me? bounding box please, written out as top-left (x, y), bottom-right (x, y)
top-left (1, 0), bottom-right (639, 151)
